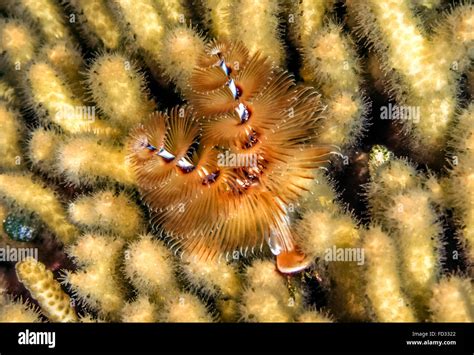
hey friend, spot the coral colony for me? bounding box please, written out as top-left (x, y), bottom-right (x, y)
top-left (0, 0), bottom-right (472, 324)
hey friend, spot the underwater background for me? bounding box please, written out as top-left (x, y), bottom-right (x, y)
top-left (0, 0), bottom-right (472, 323)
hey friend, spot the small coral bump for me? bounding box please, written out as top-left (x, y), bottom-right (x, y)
top-left (160, 26), bottom-right (206, 91)
top-left (27, 127), bottom-right (62, 175)
top-left (10, 0), bottom-right (73, 43)
top-left (428, 276), bottom-right (474, 322)
top-left (121, 295), bottom-right (160, 323)
top-left (68, 0), bottom-right (121, 50)
top-left (240, 260), bottom-right (300, 322)
top-left (160, 292), bottom-right (213, 322)
top-left (87, 53), bottom-right (155, 132)
top-left (231, 0), bottom-right (285, 66)
top-left (296, 308), bottom-right (333, 323)
top-left (68, 189), bottom-right (144, 240)
top-left (179, 255), bottom-right (241, 321)
top-left (110, 0), bottom-right (165, 61)
top-left (363, 226), bottom-right (417, 322)
top-left (0, 17), bottom-right (38, 72)
top-left (0, 102), bottom-right (24, 171)
top-left (0, 295), bottom-right (42, 322)
top-left (0, 173), bottom-right (78, 245)
top-left (124, 234), bottom-right (179, 301)
top-left (16, 257), bottom-right (78, 322)
top-left (62, 233), bottom-right (126, 320)
top-left (55, 135), bottom-right (136, 187)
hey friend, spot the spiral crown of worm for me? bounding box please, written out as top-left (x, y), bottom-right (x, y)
top-left (128, 40), bottom-right (333, 261)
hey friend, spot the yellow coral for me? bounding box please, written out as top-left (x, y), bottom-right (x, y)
top-left (363, 226), bottom-right (417, 322)
top-left (121, 295), bottom-right (159, 323)
top-left (294, 168), bottom-right (368, 321)
top-left (325, 227), bottom-right (368, 321)
top-left (87, 53), bottom-right (155, 131)
top-left (161, 26), bottom-right (206, 91)
top-left (240, 260), bottom-right (299, 322)
top-left (298, 170), bottom-right (340, 214)
top-left (349, 0), bottom-right (459, 162)
top-left (155, 0), bottom-right (188, 25)
top-left (180, 256), bottom-right (240, 298)
top-left (0, 79), bottom-right (16, 106)
top-left (232, 0), bottom-right (284, 65)
top-left (180, 256), bottom-right (241, 321)
top-left (296, 210), bottom-right (359, 261)
top-left (0, 18), bottom-right (38, 70)
top-left (0, 296), bottom-right (42, 322)
top-left (26, 62), bottom-right (119, 137)
top-left (303, 22), bottom-right (360, 96)
top-left (202, 0), bottom-right (233, 39)
top-left (446, 105), bottom-right (474, 266)
top-left (68, 190), bottom-right (143, 239)
top-left (56, 136), bottom-right (135, 186)
top-left (38, 40), bottom-right (84, 94)
top-left (288, 0), bottom-right (332, 49)
top-left (432, 3), bottom-right (474, 73)
top-left (301, 21), bottom-right (366, 148)
top-left (63, 234), bottom-right (125, 320)
top-left (69, 0), bottom-right (121, 50)
top-left (12, 0), bottom-right (72, 42)
top-left (0, 173), bottom-right (78, 244)
top-left (0, 103), bottom-right (23, 170)
top-left (368, 156), bottom-right (420, 212)
top-left (16, 258), bottom-right (78, 322)
top-left (111, 0), bottom-right (165, 61)
top-left (382, 189), bottom-right (442, 314)
top-left (27, 128), bottom-right (62, 174)
top-left (368, 154), bottom-right (442, 317)
top-left (429, 276), bottom-right (473, 322)
top-left (124, 235), bottom-right (178, 300)
top-left (297, 308), bottom-right (333, 323)
top-left (160, 292), bottom-right (212, 322)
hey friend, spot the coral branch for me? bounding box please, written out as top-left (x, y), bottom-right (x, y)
top-left (62, 233), bottom-right (126, 320)
top-left (16, 257), bottom-right (78, 322)
top-left (363, 226), bottom-right (417, 322)
top-left (0, 173), bottom-right (78, 244)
